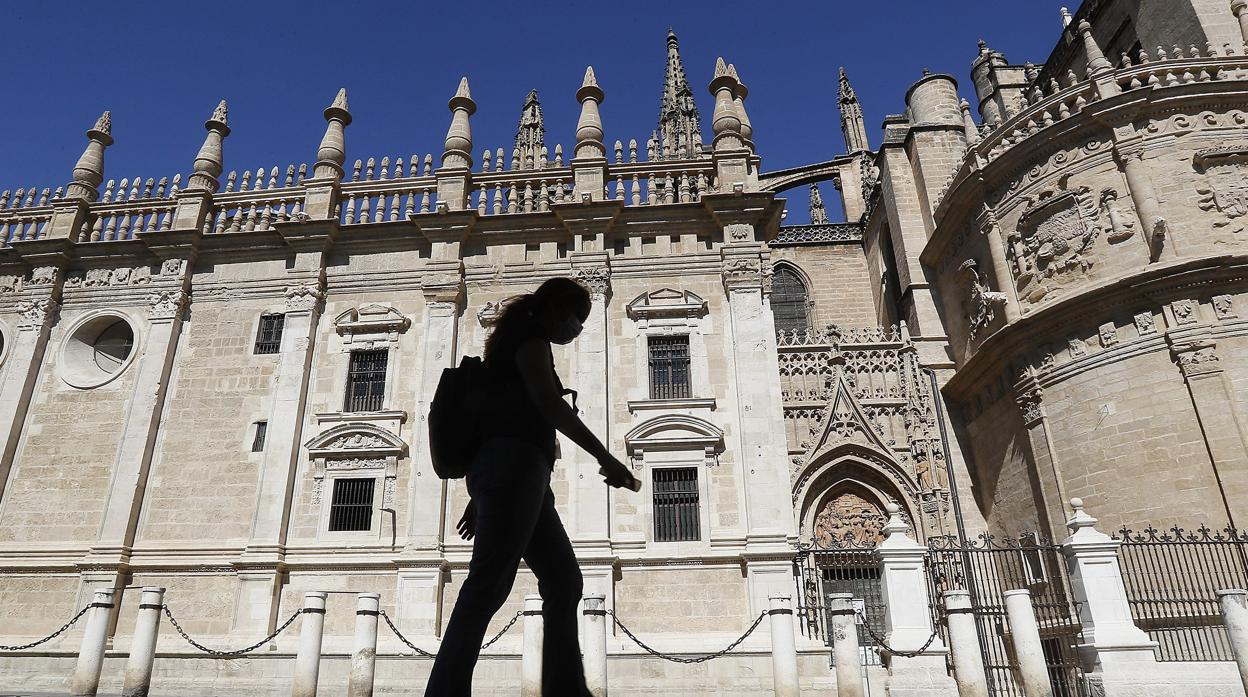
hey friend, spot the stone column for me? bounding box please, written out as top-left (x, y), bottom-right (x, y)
top-left (1114, 141), bottom-right (1168, 261)
top-left (235, 274), bottom-right (325, 636)
top-left (1013, 371), bottom-right (1072, 541)
top-left (89, 282), bottom-right (191, 567)
top-left (583, 594), bottom-right (609, 697)
top-left (569, 257), bottom-right (615, 615)
top-left (1168, 333), bottom-right (1248, 527)
top-left (120, 587), bottom-right (165, 697)
top-left (942, 591), bottom-right (989, 697)
top-left (0, 269), bottom-right (61, 503)
top-left (397, 256), bottom-right (464, 637)
top-left (521, 594), bottom-right (544, 697)
top-left (875, 504), bottom-right (956, 697)
top-left (1217, 589), bottom-right (1248, 694)
top-left (348, 593), bottom-right (380, 697)
top-left (769, 595), bottom-right (801, 697)
top-left (976, 206), bottom-right (1020, 323)
top-left (291, 591), bottom-right (327, 697)
top-left (70, 588), bottom-right (116, 697)
top-left (1003, 590), bottom-right (1053, 697)
top-left (829, 593), bottom-right (864, 697)
top-left (720, 239), bottom-right (797, 612)
top-left (1234, 0), bottom-right (1248, 47)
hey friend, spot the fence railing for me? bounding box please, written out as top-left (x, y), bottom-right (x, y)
top-left (1116, 525), bottom-right (1248, 662)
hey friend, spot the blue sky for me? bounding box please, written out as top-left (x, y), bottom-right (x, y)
top-left (0, 1), bottom-right (1063, 223)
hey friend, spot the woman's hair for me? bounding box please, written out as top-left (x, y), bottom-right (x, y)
top-left (484, 277), bottom-right (591, 369)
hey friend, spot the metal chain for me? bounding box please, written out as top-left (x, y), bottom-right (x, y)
top-left (853, 610), bottom-right (940, 658)
top-left (378, 610), bottom-right (436, 657)
top-left (479, 611), bottom-right (522, 650)
top-left (608, 609), bottom-right (767, 664)
top-left (378, 609), bottom-right (522, 657)
top-left (162, 605), bottom-right (303, 657)
top-left (0, 604), bottom-right (91, 651)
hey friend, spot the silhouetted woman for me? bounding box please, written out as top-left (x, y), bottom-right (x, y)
top-left (425, 277), bottom-right (639, 697)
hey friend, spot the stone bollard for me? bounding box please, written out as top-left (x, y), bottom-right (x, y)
top-left (1217, 589), bottom-right (1248, 694)
top-left (768, 595), bottom-right (801, 697)
top-left (1003, 589), bottom-right (1053, 697)
top-left (582, 594), bottom-right (609, 697)
top-left (347, 593), bottom-right (380, 697)
top-left (120, 587), bottom-right (165, 697)
top-left (70, 588), bottom-right (116, 697)
top-left (828, 593), bottom-right (864, 697)
top-left (521, 594), bottom-right (543, 697)
top-left (291, 591), bottom-right (328, 697)
top-left (943, 590), bottom-right (989, 697)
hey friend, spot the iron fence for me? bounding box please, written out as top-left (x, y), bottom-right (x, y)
top-left (1115, 524), bottom-right (1248, 662)
top-left (926, 533), bottom-right (1086, 697)
top-left (793, 538), bottom-right (885, 667)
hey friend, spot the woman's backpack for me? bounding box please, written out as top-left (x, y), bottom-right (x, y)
top-left (428, 355), bottom-right (490, 479)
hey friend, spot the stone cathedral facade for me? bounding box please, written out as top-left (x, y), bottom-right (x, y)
top-left (2, 0), bottom-right (1248, 693)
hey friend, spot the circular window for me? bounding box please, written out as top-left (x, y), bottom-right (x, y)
top-left (60, 314), bottom-right (137, 388)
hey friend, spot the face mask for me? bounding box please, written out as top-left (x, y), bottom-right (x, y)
top-left (551, 315), bottom-right (583, 345)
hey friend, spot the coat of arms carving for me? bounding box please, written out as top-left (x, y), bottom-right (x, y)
top-left (1010, 186), bottom-right (1101, 302)
top-left (1194, 146), bottom-right (1248, 234)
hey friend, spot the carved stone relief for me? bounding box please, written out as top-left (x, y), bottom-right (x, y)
top-left (1011, 186), bottom-right (1102, 303)
top-left (1195, 146), bottom-right (1248, 234)
top-left (285, 283), bottom-right (324, 312)
top-left (1098, 322), bottom-right (1118, 347)
top-left (1171, 299), bottom-right (1198, 326)
top-left (1134, 311), bottom-right (1156, 336)
top-left (813, 491), bottom-right (886, 548)
top-left (65, 266), bottom-right (152, 288)
top-left (957, 259), bottom-right (1007, 340)
top-left (147, 289), bottom-right (187, 319)
top-left (1212, 294), bottom-right (1236, 320)
top-left (16, 298), bottom-right (57, 329)
top-left (572, 265), bottom-right (611, 297)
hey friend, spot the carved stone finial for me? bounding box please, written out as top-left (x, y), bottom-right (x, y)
top-left (708, 57), bottom-right (743, 149)
top-left (442, 78), bottom-right (476, 170)
top-left (211, 100), bottom-right (228, 125)
top-left (574, 67), bottom-right (606, 160)
top-left (1064, 496), bottom-right (1110, 542)
top-left (1078, 20), bottom-right (1114, 75)
top-left (66, 111), bottom-right (115, 200)
top-left (881, 502), bottom-right (910, 538)
top-left (960, 98), bottom-right (980, 145)
top-left (313, 88), bottom-right (352, 180)
top-left (188, 100), bottom-right (232, 191)
top-left (92, 111), bottom-right (112, 137)
top-left (808, 184), bottom-right (829, 225)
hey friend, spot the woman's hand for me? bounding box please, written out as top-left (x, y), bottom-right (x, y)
top-left (456, 499), bottom-right (477, 540)
top-left (598, 454), bottom-right (642, 491)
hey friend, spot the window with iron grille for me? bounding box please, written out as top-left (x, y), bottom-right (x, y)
top-left (254, 314), bottom-right (285, 354)
top-left (344, 349), bottom-right (388, 412)
top-left (771, 266), bottom-right (810, 333)
top-left (328, 477), bottom-right (375, 532)
top-left (652, 467), bottom-right (700, 542)
top-left (251, 421), bottom-right (267, 452)
top-left (648, 335), bottom-right (691, 400)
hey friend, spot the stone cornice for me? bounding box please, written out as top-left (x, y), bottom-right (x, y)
top-left (943, 254), bottom-right (1248, 402)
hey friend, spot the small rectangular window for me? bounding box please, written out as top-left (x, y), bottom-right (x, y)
top-left (653, 467), bottom-right (700, 542)
top-left (251, 421), bottom-right (268, 452)
top-left (254, 314), bottom-right (285, 354)
top-left (648, 335), bottom-right (691, 400)
top-left (328, 477), bottom-right (375, 532)
top-left (345, 349), bottom-right (388, 412)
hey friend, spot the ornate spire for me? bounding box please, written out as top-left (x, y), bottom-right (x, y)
top-left (838, 68), bottom-right (870, 154)
top-left (313, 88), bottom-right (352, 180)
top-left (574, 66), bottom-right (606, 161)
top-left (65, 110), bottom-right (114, 201)
top-left (708, 57), bottom-right (743, 151)
top-left (514, 89), bottom-right (545, 170)
top-left (442, 77), bottom-right (476, 170)
top-left (657, 28), bottom-right (703, 160)
top-left (188, 100), bottom-right (231, 192)
top-left (809, 184), bottom-right (829, 225)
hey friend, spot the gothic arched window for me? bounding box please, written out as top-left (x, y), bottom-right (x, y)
top-left (771, 265), bottom-right (810, 333)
